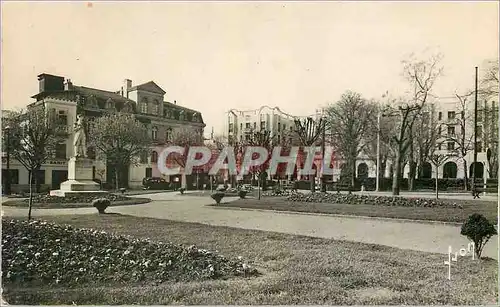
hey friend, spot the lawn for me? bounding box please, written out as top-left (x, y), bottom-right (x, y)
top-left (219, 197), bottom-right (498, 224)
top-left (2, 196), bottom-right (151, 209)
top-left (2, 214), bottom-right (497, 305)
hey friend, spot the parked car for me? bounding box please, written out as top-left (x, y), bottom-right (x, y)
top-left (142, 177), bottom-right (171, 190)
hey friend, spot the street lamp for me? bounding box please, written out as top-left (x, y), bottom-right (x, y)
top-left (321, 116), bottom-right (327, 193)
top-left (3, 125), bottom-right (11, 195)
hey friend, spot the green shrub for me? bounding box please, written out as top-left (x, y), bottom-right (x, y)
top-left (92, 198), bottom-right (111, 214)
top-left (460, 213), bottom-right (497, 259)
top-left (211, 192), bottom-right (225, 205)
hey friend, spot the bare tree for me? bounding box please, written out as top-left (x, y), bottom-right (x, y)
top-left (429, 150), bottom-right (449, 199)
top-left (447, 93), bottom-right (475, 190)
top-left (87, 112), bottom-right (151, 190)
top-left (391, 51), bottom-right (443, 195)
top-left (363, 111), bottom-right (398, 184)
top-left (294, 117), bottom-right (324, 192)
top-left (2, 106), bottom-right (62, 220)
top-left (326, 91), bottom-right (377, 188)
top-left (243, 130), bottom-right (275, 199)
top-left (167, 128), bottom-right (204, 188)
top-left (479, 59), bottom-right (499, 99)
top-left (484, 101), bottom-right (499, 179)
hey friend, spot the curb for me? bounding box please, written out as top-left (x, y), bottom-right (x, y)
top-left (208, 205), bottom-right (465, 227)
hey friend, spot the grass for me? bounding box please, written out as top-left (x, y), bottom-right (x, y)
top-left (3, 214), bottom-right (498, 305)
top-left (1, 197), bottom-right (151, 209)
top-left (219, 197), bottom-right (498, 224)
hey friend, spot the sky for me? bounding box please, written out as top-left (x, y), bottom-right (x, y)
top-left (1, 1), bottom-right (498, 136)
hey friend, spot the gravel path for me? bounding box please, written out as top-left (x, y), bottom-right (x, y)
top-left (2, 192), bottom-right (497, 259)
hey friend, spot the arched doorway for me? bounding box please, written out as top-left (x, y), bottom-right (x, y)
top-left (469, 162), bottom-right (484, 179)
top-left (443, 161), bottom-right (457, 178)
top-left (421, 162), bottom-right (432, 179)
top-left (357, 163), bottom-right (369, 180)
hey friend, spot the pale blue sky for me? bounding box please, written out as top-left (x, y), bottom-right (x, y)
top-left (2, 2), bottom-right (498, 135)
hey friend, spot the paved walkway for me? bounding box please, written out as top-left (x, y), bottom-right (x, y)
top-left (2, 192), bottom-right (498, 259)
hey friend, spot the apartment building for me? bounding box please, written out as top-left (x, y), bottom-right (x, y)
top-left (2, 73), bottom-right (205, 192)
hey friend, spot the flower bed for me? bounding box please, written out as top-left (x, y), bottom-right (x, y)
top-left (287, 192), bottom-right (463, 209)
top-left (1, 220), bottom-right (258, 288)
top-left (21, 194), bottom-right (130, 204)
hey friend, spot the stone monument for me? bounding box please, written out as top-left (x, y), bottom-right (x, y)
top-left (50, 114), bottom-right (107, 197)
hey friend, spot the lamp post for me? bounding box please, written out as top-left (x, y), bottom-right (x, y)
top-left (321, 116), bottom-right (327, 192)
top-left (4, 125), bottom-right (11, 195)
top-left (376, 111), bottom-right (381, 192)
top-left (472, 66), bottom-right (478, 198)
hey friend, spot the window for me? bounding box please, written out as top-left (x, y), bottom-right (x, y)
top-left (55, 143), bottom-right (66, 159)
top-left (140, 98), bottom-right (148, 113)
top-left (151, 151), bottom-right (158, 163)
top-left (228, 123), bottom-right (234, 133)
top-left (245, 123), bottom-right (251, 129)
top-left (140, 152), bottom-right (148, 164)
top-left (2, 169), bottom-right (19, 184)
top-left (179, 110), bottom-right (185, 121)
top-left (447, 126), bottom-right (455, 136)
top-left (30, 170), bottom-right (45, 184)
top-left (57, 110), bottom-right (67, 125)
top-left (260, 121), bottom-right (266, 130)
top-left (278, 122), bottom-right (281, 132)
top-left (477, 110), bottom-right (483, 122)
top-left (447, 142), bottom-right (455, 151)
top-left (145, 167), bottom-right (152, 178)
top-left (447, 111), bottom-right (455, 120)
top-left (283, 124), bottom-right (286, 131)
top-left (438, 126), bottom-right (442, 135)
top-left (240, 123), bottom-right (243, 131)
top-left (165, 128), bottom-right (173, 142)
top-left (153, 99), bottom-right (159, 115)
top-left (477, 125), bottom-right (483, 138)
top-left (476, 141), bottom-right (483, 153)
top-left (152, 126), bottom-right (158, 141)
top-left (277, 135), bottom-right (281, 144)
top-left (438, 112), bottom-right (442, 120)
top-left (253, 122), bottom-right (256, 129)
top-left (438, 142), bottom-right (442, 150)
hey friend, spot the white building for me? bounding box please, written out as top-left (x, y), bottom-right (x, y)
top-left (2, 73), bottom-right (206, 193)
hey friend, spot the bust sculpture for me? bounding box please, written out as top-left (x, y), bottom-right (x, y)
top-left (73, 114), bottom-right (87, 158)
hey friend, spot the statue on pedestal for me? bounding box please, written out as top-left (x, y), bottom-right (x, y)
top-left (73, 114), bottom-right (87, 158)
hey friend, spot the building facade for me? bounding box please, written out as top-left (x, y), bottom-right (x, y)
top-left (2, 73), bottom-right (205, 192)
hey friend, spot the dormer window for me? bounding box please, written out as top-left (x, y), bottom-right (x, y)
top-left (106, 99), bottom-right (114, 109)
top-left (179, 110), bottom-right (185, 121)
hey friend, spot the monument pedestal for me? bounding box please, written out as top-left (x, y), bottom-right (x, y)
top-left (50, 157), bottom-right (108, 197)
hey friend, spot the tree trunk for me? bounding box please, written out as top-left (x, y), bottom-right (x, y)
top-left (351, 159), bottom-right (356, 190)
top-left (435, 165), bottom-right (439, 199)
top-left (28, 170), bottom-right (34, 221)
top-left (463, 159), bottom-right (468, 191)
top-left (392, 150), bottom-right (402, 196)
top-left (408, 161), bottom-right (417, 191)
top-left (115, 167), bottom-right (120, 191)
top-left (310, 174), bottom-right (316, 193)
top-left (257, 175), bottom-right (261, 200)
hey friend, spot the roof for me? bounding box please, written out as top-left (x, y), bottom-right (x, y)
top-left (73, 86), bottom-right (135, 104)
top-left (164, 101), bottom-right (201, 114)
top-left (129, 81), bottom-right (166, 94)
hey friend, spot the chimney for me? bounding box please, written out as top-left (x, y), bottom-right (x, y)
top-left (37, 73), bottom-right (65, 93)
top-left (64, 79), bottom-right (73, 90)
top-left (123, 79), bottom-right (132, 98)
top-left (174, 100), bottom-right (177, 105)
